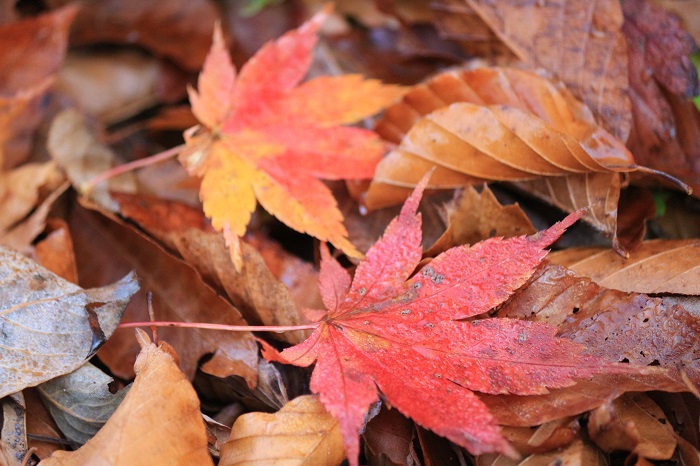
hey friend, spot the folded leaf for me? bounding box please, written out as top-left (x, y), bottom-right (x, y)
top-left (181, 10), bottom-right (404, 264)
top-left (0, 247), bottom-right (138, 399)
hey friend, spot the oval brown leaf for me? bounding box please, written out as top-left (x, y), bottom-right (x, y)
top-left (0, 247), bottom-right (138, 399)
top-left (220, 395), bottom-right (344, 466)
top-left (548, 239), bottom-right (700, 294)
top-left (40, 330), bottom-right (214, 466)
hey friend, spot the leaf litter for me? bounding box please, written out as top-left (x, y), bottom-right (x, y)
top-left (0, 2), bottom-right (699, 465)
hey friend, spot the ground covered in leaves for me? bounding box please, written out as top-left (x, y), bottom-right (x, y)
top-left (1, 0), bottom-right (700, 465)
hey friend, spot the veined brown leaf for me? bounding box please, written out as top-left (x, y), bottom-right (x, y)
top-left (548, 239), bottom-right (700, 294)
top-left (366, 66), bottom-right (676, 250)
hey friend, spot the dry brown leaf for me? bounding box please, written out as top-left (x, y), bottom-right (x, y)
top-left (425, 185), bottom-right (536, 256)
top-left (68, 204), bottom-right (259, 384)
top-left (1, 394), bottom-right (26, 466)
top-left (362, 405), bottom-right (418, 466)
top-left (24, 388), bottom-right (65, 460)
top-left (220, 395), bottom-right (345, 466)
top-left (500, 417), bottom-right (579, 456)
top-left (499, 263), bottom-right (700, 383)
top-left (39, 329), bottom-right (214, 466)
top-left (433, 0), bottom-right (631, 142)
top-left (33, 220), bottom-right (79, 284)
top-left (548, 239), bottom-right (700, 294)
top-left (367, 66), bottom-right (644, 249)
top-left (588, 393), bottom-right (676, 460)
top-left (0, 6), bottom-right (76, 168)
top-left (0, 246), bottom-right (138, 399)
top-left (113, 192), bottom-right (315, 344)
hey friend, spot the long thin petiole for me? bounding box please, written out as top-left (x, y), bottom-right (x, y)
top-left (119, 321), bottom-right (318, 333)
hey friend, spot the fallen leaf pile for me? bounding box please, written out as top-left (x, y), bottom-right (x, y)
top-left (0, 1), bottom-right (699, 466)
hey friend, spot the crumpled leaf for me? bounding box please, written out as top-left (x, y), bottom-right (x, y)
top-left (0, 246), bottom-right (138, 399)
top-left (37, 362), bottom-right (129, 445)
top-left (0, 5), bottom-right (76, 168)
top-left (219, 395), bottom-right (344, 466)
top-left (40, 330), bottom-right (214, 466)
top-left (1, 394), bottom-right (26, 465)
top-left (547, 239), bottom-right (700, 294)
top-left (366, 66), bottom-right (648, 250)
top-left (431, 0), bottom-right (631, 141)
top-left (263, 175), bottom-right (634, 464)
top-left (180, 9), bottom-right (404, 263)
top-left (588, 393), bottom-right (677, 460)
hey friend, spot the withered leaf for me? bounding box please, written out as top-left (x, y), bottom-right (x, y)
top-left (0, 246), bottom-right (138, 399)
top-left (37, 362), bottom-right (129, 445)
top-left (220, 395), bottom-right (344, 466)
top-left (40, 330), bottom-right (214, 466)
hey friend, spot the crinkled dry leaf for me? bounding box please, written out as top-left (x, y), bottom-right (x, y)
top-left (362, 406), bottom-right (419, 466)
top-left (1, 394), bottom-right (26, 466)
top-left (37, 362), bottom-right (129, 445)
top-left (0, 246), bottom-right (138, 399)
top-left (588, 393), bottom-right (676, 460)
top-left (33, 220), bottom-right (79, 284)
top-left (548, 239), bottom-right (700, 294)
top-left (40, 330), bottom-right (214, 466)
top-left (24, 388), bottom-right (65, 459)
top-left (437, 0), bottom-right (631, 141)
top-left (425, 185), bottom-right (536, 256)
top-left (220, 395), bottom-right (344, 466)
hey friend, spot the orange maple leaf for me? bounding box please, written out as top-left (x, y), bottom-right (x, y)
top-left (181, 8), bottom-right (405, 265)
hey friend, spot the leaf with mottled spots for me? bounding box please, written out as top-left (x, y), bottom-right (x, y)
top-left (262, 175), bottom-right (636, 466)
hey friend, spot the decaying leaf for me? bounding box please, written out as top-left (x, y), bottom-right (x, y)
top-left (219, 395), bottom-right (344, 466)
top-left (0, 246), bottom-right (138, 399)
top-left (263, 176), bottom-right (634, 464)
top-left (40, 330), bottom-right (214, 466)
top-left (548, 239), bottom-right (700, 294)
top-left (37, 362), bottom-right (129, 445)
top-left (498, 263), bottom-right (700, 383)
top-left (181, 9), bottom-right (404, 264)
top-left (1, 394), bottom-right (26, 465)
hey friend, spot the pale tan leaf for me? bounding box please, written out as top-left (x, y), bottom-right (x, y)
top-left (220, 395), bottom-right (345, 466)
top-left (1, 394), bottom-right (26, 466)
top-left (37, 362), bottom-right (129, 445)
top-left (39, 330), bottom-right (214, 466)
top-left (588, 393), bottom-right (676, 460)
top-left (0, 247), bottom-right (138, 399)
top-left (548, 239), bottom-right (700, 294)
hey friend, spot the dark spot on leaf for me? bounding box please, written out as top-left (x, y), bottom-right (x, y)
top-left (572, 307), bottom-right (580, 314)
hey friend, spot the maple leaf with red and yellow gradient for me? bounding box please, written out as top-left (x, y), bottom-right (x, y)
top-left (180, 8), bottom-right (405, 265)
top-left (262, 174), bottom-right (640, 465)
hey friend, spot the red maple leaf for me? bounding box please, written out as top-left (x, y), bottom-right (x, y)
top-left (263, 175), bottom-right (635, 464)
